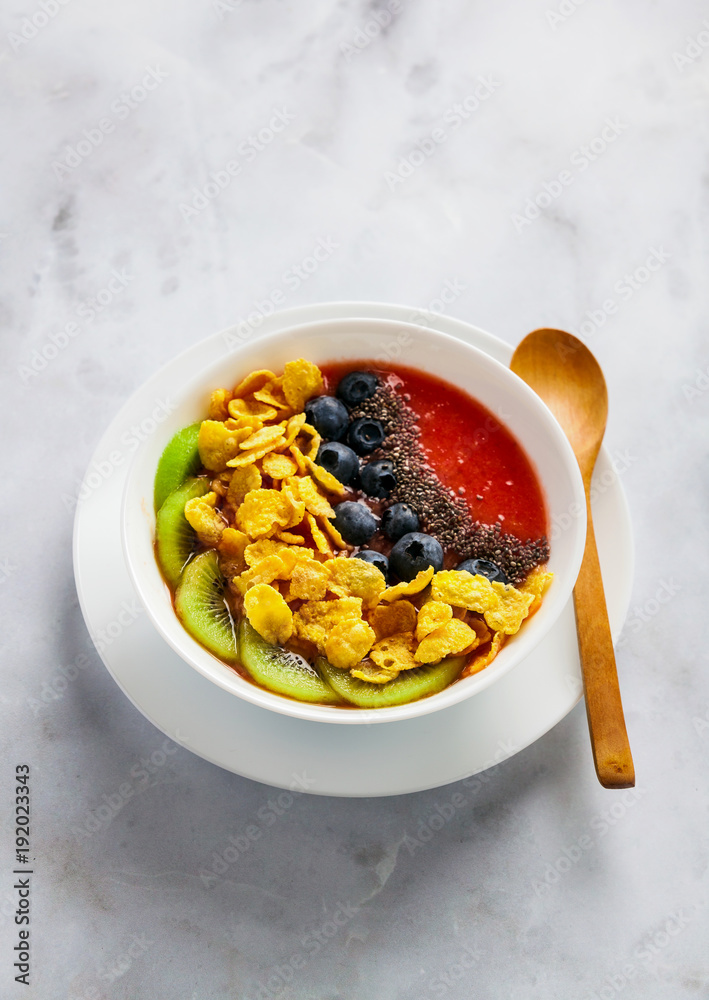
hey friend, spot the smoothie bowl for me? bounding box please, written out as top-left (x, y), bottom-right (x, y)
top-left (122, 317), bottom-right (586, 724)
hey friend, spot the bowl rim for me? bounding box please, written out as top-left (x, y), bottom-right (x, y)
top-left (121, 314), bottom-right (587, 725)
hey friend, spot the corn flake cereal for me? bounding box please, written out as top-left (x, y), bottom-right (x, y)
top-left (184, 492), bottom-right (224, 547)
top-left (237, 424), bottom-right (283, 450)
top-left (198, 421), bottom-right (250, 471)
top-left (370, 631), bottom-right (419, 673)
top-left (486, 581), bottom-right (534, 635)
top-left (462, 631), bottom-right (506, 677)
top-left (282, 359), bottom-right (324, 411)
top-left (294, 597), bottom-right (363, 649)
top-left (304, 456), bottom-right (346, 496)
top-left (244, 583), bottom-right (293, 645)
top-left (289, 560), bottom-right (330, 601)
top-left (327, 558), bottom-right (386, 608)
top-left (325, 620), bottom-right (376, 670)
top-left (415, 601), bottom-right (453, 641)
top-left (415, 619), bottom-right (477, 664)
top-left (276, 531), bottom-right (306, 545)
top-left (227, 398), bottom-right (278, 422)
top-left (253, 377), bottom-right (289, 411)
top-left (350, 661), bottom-right (398, 684)
top-left (282, 413), bottom-right (307, 448)
top-left (236, 488), bottom-right (304, 538)
top-left (218, 527), bottom-right (249, 566)
top-left (292, 475), bottom-right (334, 519)
top-left (232, 369), bottom-right (276, 399)
top-left (227, 465), bottom-right (262, 507)
top-left (369, 600), bottom-right (417, 641)
top-left (380, 566), bottom-right (435, 603)
top-left (306, 512), bottom-right (332, 556)
top-left (208, 388), bottom-right (232, 420)
top-left (319, 515), bottom-right (348, 550)
top-left (261, 452), bottom-right (298, 480)
top-left (522, 567), bottom-right (554, 615)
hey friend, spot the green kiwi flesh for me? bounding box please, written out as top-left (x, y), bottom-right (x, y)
top-left (239, 621), bottom-right (343, 704)
top-left (155, 477), bottom-right (211, 589)
top-left (175, 550), bottom-right (238, 662)
top-left (316, 654), bottom-right (466, 708)
top-left (153, 423), bottom-right (202, 512)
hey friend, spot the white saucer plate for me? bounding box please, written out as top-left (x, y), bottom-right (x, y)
top-left (73, 302), bottom-right (634, 796)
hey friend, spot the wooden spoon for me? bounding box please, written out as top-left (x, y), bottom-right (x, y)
top-left (511, 328), bottom-right (635, 789)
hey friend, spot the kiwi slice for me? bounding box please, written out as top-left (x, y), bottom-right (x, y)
top-left (155, 476), bottom-right (211, 588)
top-left (316, 655), bottom-right (466, 709)
top-left (154, 423), bottom-right (202, 512)
top-left (175, 549), bottom-right (238, 662)
top-left (239, 621), bottom-right (343, 705)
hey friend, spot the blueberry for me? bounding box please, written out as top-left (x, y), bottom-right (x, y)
top-left (347, 417), bottom-right (386, 455)
top-left (353, 549), bottom-right (389, 577)
top-left (360, 459), bottom-right (396, 499)
top-left (456, 558), bottom-right (509, 585)
top-left (336, 371), bottom-right (378, 408)
top-left (331, 501), bottom-right (378, 546)
top-left (304, 395), bottom-right (349, 441)
top-left (381, 502), bottom-right (420, 541)
top-left (316, 442), bottom-right (359, 485)
top-left (390, 532), bottom-right (444, 582)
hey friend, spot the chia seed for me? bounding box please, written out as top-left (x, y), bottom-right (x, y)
top-left (351, 385), bottom-right (550, 584)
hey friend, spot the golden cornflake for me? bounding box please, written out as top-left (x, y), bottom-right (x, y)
top-left (244, 539), bottom-right (314, 567)
top-left (431, 569), bottom-right (498, 612)
top-left (226, 465), bottom-right (262, 507)
top-left (319, 515), bottom-right (348, 550)
top-left (487, 581), bottom-right (534, 635)
top-left (415, 619), bottom-right (477, 664)
top-left (325, 620), bottom-right (376, 670)
top-left (293, 597), bottom-right (363, 649)
top-left (370, 631), bottom-right (419, 673)
top-left (244, 583), bottom-right (293, 645)
top-left (226, 438), bottom-right (286, 468)
top-left (304, 456), bottom-right (346, 496)
top-left (306, 512), bottom-right (332, 556)
top-left (184, 492), bottom-right (225, 547)
top-left (282, 359), bottom-right (324, 412)
top-left (327, 558), bottom-right (386, 608)
top-left (261, 452), bottom-right (298, 480)
top-left (236, 488), bottom-right (305, 538)
top-left (294, 475), bottom-right (334, 519)
top-left (288, 444), bottom-right (308, 474)
top-left (521, 567), bottom-right (554, 616)
top-left (289, 560), bottom-right (331, 601)
top-left (462, 631), bottom-right (506, 677)
top-left (254, 377), bottom-right (290, 411)
top-left (232, 369), bottom-right (276, 399)
top-left (227, 398), bottom-right (278, 422)
top-left (350, 661), bottom-right (398, 684)
top-left (380, 566), bottom-right (435, 603)
top-left (235, 554), bottom-right (287, 593)
top-left (298, 423), bottom-right (322, 460)
top-left (282, 412), bottom-right (307, 448)
top-left (369, 600), bottom-right (417, 641)
top-left (415, 601), bottom-right (453, 641)
top-left (239, 424), bottom-right (286, 452)
top-left (218, 526), bottom-right (249, 565)
top-left (276, 531), bottom-right (306, 545)
top-left (198, 421), bottom-right (251, 471)
top-left (208, 388), bottom-right (232, 420)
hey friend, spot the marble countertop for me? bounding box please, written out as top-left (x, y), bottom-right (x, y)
top-left (2, 0), bottom-right (708, 996)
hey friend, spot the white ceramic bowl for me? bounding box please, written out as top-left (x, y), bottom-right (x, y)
top-left (121, 316), bottom-right (586, 724)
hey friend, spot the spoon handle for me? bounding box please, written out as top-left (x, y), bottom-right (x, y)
top-left (573, 495), bottom-right (635, 788)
